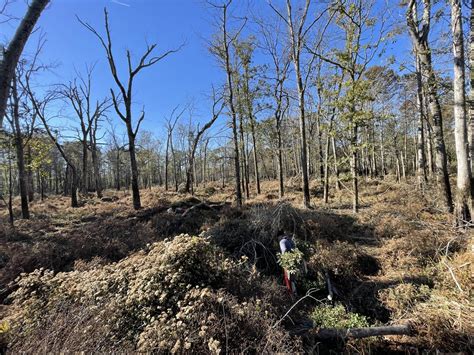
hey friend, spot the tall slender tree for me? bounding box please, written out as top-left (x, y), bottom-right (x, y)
top-left (450, 0), bottom-right (472, 222)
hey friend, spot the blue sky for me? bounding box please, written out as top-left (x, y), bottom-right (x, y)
top-left (2, 0), bottom-right (456, 145)
top-left (2, 0), bottom-right (232, 141)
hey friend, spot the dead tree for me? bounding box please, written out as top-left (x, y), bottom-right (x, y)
top-left (79, 8), bottom-right (181, 209)
top-left (185, 89), bottom-right (224, 194)
top-left (60, 65), bottom-right (110, 196)
top-left (0, 0), bottom-right (49, 128)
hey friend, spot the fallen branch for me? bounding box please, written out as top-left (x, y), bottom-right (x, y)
top-left (182, 202), bottom-right (214, 217)
top-left (311, 324), bottom-right (413, 341)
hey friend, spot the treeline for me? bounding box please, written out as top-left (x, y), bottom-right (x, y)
top-left (0, 0), bottom-right (473, 226)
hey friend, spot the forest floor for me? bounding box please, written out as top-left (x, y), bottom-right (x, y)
top-left (0, 177), bottom-right (473, 353)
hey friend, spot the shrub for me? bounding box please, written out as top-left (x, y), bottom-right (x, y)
top-left (7, 235), bottom-right (302, 353)
top-left (277, 248), bottom-right (304, 274)
top-left (311, 304), bottom-right (369, 329)
top-left (378, 283), bottom-right (431, 319)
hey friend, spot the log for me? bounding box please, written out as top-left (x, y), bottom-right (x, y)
top-left (311, 324), bottom-right (413, 341)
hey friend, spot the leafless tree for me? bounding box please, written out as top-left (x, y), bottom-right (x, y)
top-left (185, 88), bottom-right (224, 193)
top-left (60, 65), bottom-right (110, 196)
top-left (79, 8), bottom-right (181, 209)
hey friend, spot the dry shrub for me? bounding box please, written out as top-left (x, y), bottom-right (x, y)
top-left (308, 240), bottom-right (379, 278)
top-left (7, 235), bottom-right (302, 353)
top-left (378, 283), bottom-right (432, 320)
top-left (0, 218), bottom-right (156, 290)
top-left (380, 230), bottom-right (462, 271)
top-left (411, 291), bottom-right (473, 352)
top-left (207, 202), bottom-right (308, 271)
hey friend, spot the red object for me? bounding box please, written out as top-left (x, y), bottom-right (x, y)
top-left (283, 269), bottom-right (292, 293)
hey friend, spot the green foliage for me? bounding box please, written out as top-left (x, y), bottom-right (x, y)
top-left (28, 138), bottom-right (53, 177)
top-left (311, 304), bottom-right (369, 329)
top-left (277, 248), bottom-right (303, 274)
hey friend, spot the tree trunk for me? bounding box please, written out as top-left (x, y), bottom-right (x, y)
top-left (415, 53), bottom-right (427, 190)
top-left (11, 78), bottom-right (29, 219)
top-left (277, 123), bottom-right (285, 198)
top-left (452, 0), bottom-right (472, 222)
top-left (469, 0), bottom-right (474, 197)
top-left (26, 144), bottom-right (34, 201)
top-left (296, 67), bottom-right (311, 208)
top-left (249, 112), bottom-right (261, 195)
top-left (351, 123), bottom-right (359, 213)
top-left (127, 123), bottom-right (141, 209)
top-left (331, 136), bottom-right (341, 191)
top-left (81, 138), bottom-right (88, 193)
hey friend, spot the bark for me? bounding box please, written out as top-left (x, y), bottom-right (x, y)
top-left (165, 133), bottom-right (170, 191)
top-left (277, 125), bottom-right (285, 198)
top-left (331, 136), bottom-right (341, 190)
top-left (351, 123), bottom-right (359, 213)
top-left (0, 0), bottom-right (50, 128)
top-left (415, 53), bottom-right (427, 190)
top-left (26, 145), bottom-right (34, 201)
top-left (249, 112), bottom-right (261, 195)
top-left (451, 0), bottom-right (472, 222)
top-left (469, 0), bottom-right (474, 196)
top-left (81, 139), bottom-right (88, 192)
top-left (90, 125), bottom-right (102, 198)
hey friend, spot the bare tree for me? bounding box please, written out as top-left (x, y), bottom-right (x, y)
top-left (60, 65), bottom-right (110, 196)
top-left (0, 0), bottom-right (49, 128)
top-left (79, 8), bottom-right (181, 209)
top-left (185, 88), bottom-right (224, 193)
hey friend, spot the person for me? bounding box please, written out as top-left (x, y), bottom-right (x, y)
top-left (278, 230), bottom-right (297, 296)
top-left (279, 230), bottom-right (295, 254)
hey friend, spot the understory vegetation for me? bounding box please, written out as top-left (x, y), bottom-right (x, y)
top-left (1, 179), bottom-right (472, 353)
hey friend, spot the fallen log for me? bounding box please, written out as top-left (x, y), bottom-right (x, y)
top-left (311, 324), bottom-right (413, 341)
